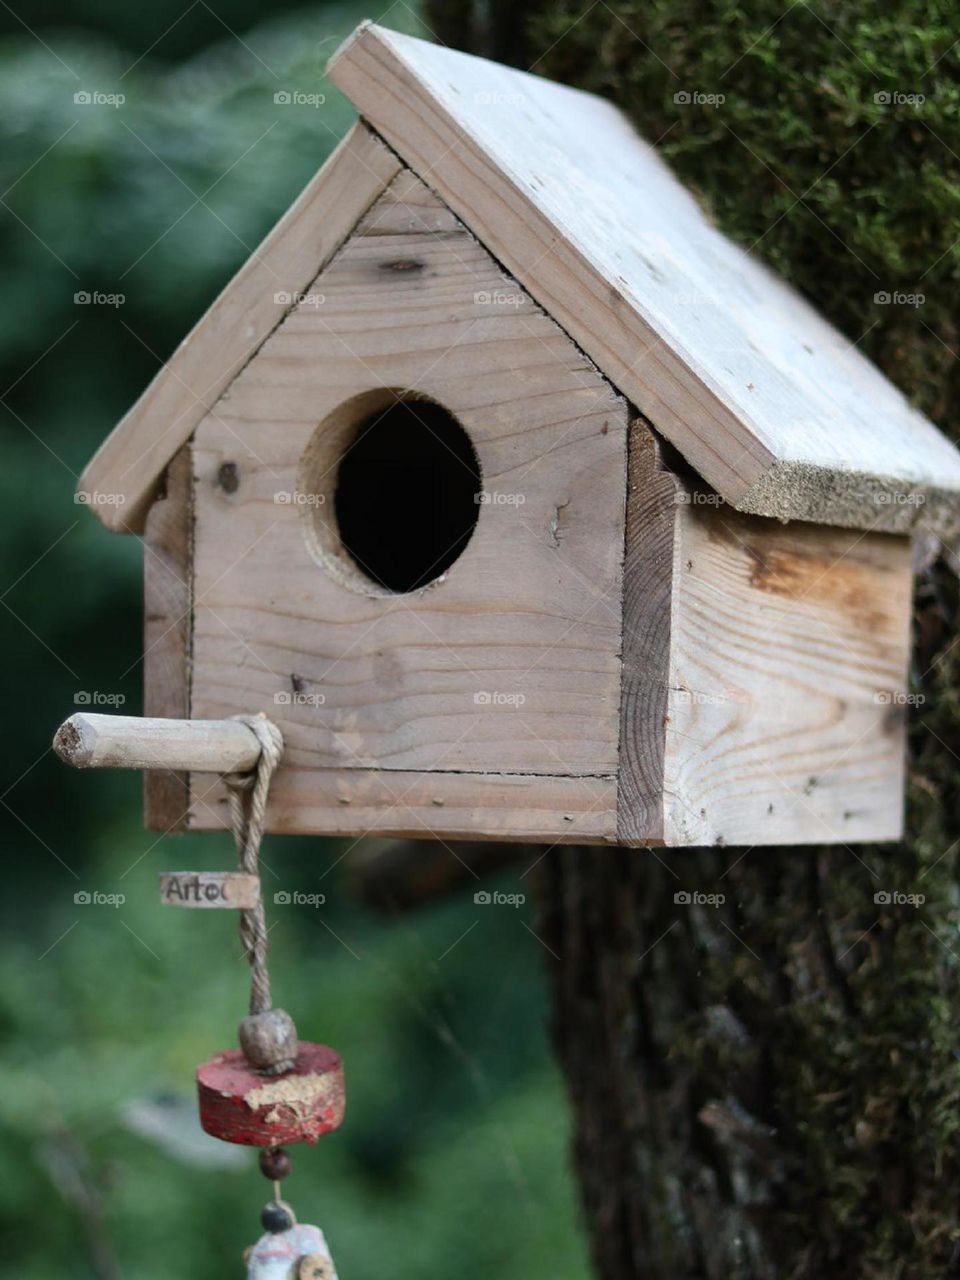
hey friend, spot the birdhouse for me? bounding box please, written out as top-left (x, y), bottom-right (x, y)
top-left (71, 22), bottom-right (960, 848)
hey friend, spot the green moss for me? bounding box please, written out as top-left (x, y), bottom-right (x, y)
top-left (534, 2), bottom-right (960, 418)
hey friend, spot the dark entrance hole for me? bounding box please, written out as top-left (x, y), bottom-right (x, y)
top-left (334, 399), bottom-right (481, 593)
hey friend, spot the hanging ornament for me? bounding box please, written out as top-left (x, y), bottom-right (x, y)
top-left (242, 1197), bottom-right (339, 1280)
top-left (159, 714), bottom-right (345, 1276)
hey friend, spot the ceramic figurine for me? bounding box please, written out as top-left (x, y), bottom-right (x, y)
top-left (244, 1219), bottom-right (337, 1280)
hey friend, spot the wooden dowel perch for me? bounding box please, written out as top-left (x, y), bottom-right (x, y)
top-left (53, 714), bottom-right (263, 773)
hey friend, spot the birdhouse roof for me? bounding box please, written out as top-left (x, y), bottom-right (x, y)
top-left (82, 21), bottom-right (960, 536)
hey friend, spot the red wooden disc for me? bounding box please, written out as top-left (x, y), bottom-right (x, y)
top-left (197, 1043), bottom-right (345, 1146)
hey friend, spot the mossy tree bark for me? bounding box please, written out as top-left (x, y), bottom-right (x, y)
top-left (537, 791), bottom-right (960, 1278)
top-left (426, 1), bottom-right (960, 1274)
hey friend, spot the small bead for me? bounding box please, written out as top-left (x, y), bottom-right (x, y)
top-left (261, 1201), bottom-right (294, 1234)
top-left (259, 1147), bottom-right (292, 1181)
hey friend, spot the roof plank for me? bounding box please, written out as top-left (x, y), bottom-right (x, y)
top-left (329, 24), bottom-right (960, 533)
top-left (80, 122), bottom-right (401, 531)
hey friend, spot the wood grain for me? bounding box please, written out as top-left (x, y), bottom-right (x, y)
top-left (328, 24), bottom-right (960, 534)
top-left (187, 767), bottom-right (618, 844)
top-left (56, 713), bottom-right (261, 772)
top-left (124, 144), bottom-right (912, 848)
top-left (143, 446), bottom-right (192, 830)
top-left (661, 497), bottom-right (913, 845)
top-left (188, 172), bottom-right (629, 803)
top-left (80, 124), bottom-right (401, 532)
top-left (616, 426), bottom-right (683, 844)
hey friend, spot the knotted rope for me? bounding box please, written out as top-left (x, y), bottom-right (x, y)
top-left (225, 713), bottom-right (284, 1016)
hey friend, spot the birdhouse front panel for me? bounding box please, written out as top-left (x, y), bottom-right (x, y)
top-left (183, 170), bottom-right (629, 838)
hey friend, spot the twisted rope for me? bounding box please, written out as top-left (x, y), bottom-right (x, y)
top-left (225, 714), bottom-right (284, 1016)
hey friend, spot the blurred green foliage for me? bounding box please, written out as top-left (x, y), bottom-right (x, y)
top-left (0, 6), bottom-right (587, 1277)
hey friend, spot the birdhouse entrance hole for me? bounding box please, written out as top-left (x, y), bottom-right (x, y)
top-left (298, 391), bottom-right (481, 595)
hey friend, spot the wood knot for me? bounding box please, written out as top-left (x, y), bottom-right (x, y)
top-left (379, 258), bottom-right (425, 273)
top-left (217, 461), bottom-right (240, 494)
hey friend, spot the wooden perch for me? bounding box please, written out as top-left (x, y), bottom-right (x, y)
top-left (53, 713), bottom-right (262, 773)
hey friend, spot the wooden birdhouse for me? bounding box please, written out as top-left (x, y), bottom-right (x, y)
top-left (70, 23), bottom-right (960, 848)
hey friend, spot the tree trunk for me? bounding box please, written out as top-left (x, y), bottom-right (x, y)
top-left (425, 1), bottom-right (960, 1274)
top-left (536, 831), bottom-right (960, 1279)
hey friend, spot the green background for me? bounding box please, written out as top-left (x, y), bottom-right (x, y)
top-left (0, 4), bottom-right (588, 1277)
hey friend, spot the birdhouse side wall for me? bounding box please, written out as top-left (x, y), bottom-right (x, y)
top-left (617, 428), bottom-right (913, 846)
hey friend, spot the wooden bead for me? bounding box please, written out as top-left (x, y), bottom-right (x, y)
top-left (239, 1008), bottom-right (298, 1073)
top-left (197, 1043), bottom-right (345, 1146)
top-left (299, 1254), bottom-right (336, 1280)
top-left (259, 1147), bottom-right (292, 1181)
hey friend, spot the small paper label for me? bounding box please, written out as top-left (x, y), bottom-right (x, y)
top-left (160, 871), bottom-right (260, 909)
